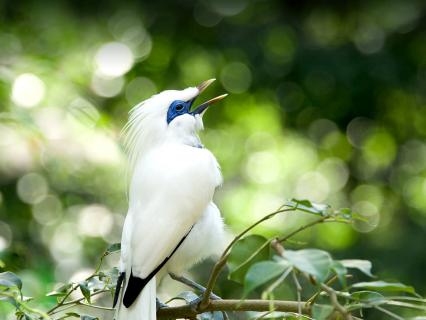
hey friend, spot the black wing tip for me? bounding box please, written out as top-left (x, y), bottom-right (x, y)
top-left (122, 227), bottom-right (194, 308)
top-left (123, 271), bottom-right (146, 308)
top-left (113, 272), bottom-right (125, 308)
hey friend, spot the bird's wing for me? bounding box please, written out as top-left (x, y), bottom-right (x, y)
top-left (121, 144), bottom-right (221, 306)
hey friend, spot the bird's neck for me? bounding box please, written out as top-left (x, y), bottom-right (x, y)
top-left (164, 127), bottom-right (203, 148)
top-left (162, 116), bottom-right (204, 148)
top-left (126, 118), bottom-right (204, 175)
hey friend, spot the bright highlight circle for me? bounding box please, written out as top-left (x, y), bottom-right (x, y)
top-left (11, 73), bottom-right (46, 108)
top-left (95, 42), bottom-right (134, 77)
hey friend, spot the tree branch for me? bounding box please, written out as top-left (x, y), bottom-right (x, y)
top-left (320, 283), bottom-right (353, 320)
top-left (157, 299), bottom-right (310, 319)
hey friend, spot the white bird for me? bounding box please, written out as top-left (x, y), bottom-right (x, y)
top-left (114, 79), bottom-right (227, 320)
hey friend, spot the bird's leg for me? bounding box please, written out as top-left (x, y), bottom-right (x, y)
top-left (156, 298), bottom-right (167, 311)
top-left (168, 272), bottom-right (221, 300)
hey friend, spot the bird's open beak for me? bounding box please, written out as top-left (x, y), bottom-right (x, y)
top-left (191, 79), bottom-right (227, 115)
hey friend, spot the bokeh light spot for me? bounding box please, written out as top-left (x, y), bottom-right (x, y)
top-left (246, 151), bottom-right (281, 184)
top-left (352, 201), bottom-right (380, 233)
top-left (91, 75), bottom-right (124, 98)
top-left (346, 117), bottom-right (374, 148)
top-left (220, 62), bottom-right (252, 94)
top-left (11, 73), bottom-right (46, 108)
top-left (353, 23), bottom-right (385, 54)
top-left (32, 195), bottom-right (63, 226)
top-left (95, 42), bottom-right (134, 78)
top-left (263, 26), bottom-right (296, 65)
top-left (17, 173), bottom-right (49, 205)
top-left (125, 77), bottom-right (157, 105)
top-left (362, 129), bottom-right (397, 169)
top-left (0, 221), bottom-right (12, 251)
top-left (295, 171), bottom-right (330, 202)
top-left (317, 158), bottom-right (349, 192)
top-left (78, 205), bottom-right (114, 238)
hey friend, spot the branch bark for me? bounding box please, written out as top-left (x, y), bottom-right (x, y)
top-left (157, 299), bottom-right (310, 319)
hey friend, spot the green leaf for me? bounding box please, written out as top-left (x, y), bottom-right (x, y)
top-left (341, 260), bottom-right (374, 277)
top-left (350, 291), bottom-right (385, 306)
top-left (283, 249), bottom-right (333, 282)
top-left (47, 283), bottom-right (72, 297)
top-left (287, 199), bottom-right (329, 216)
top-left (331, 261), bottom-right (347, 287)
top-left (227, 235), bottom-right (270, 284)
top-left (312, 304), bottom-right (334, 320)
top-left (1, 296), bottom-right (19, 308)
top-left (105, 243), bottom-right (121, 255)
top-left (0, 272), bottom-right (22, 290)
top-left (244, 261), bottom-right (289, 295)
top-left (79, 282), bottom-right (91, 303)
top-left (352, 281), bottom-right (417, 295)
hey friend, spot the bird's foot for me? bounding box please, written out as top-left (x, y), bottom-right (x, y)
top-left (188, 295), bottom-right (202, 312)
top-left (156, 298), bottom-right (167, 311)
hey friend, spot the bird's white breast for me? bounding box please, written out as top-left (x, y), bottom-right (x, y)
top-left (123, 143), bottom-right (222, 277)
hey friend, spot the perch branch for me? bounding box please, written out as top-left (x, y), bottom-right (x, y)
top-left (157, 299), bottom-right (310, 319)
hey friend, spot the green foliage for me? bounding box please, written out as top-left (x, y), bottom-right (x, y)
top-left (312, 304), bottom-right (334, 320)
top-left (351, 281), bottom-right (417, 295)
top-left (243, 260), bottom-right (289, 295)
top-left (340, 260), bottom-right (374, 278)
top-left (104, 243), bottom-right (121, 255)
top-left (0, 272), bottom-right (22, 290)
top-left (282, 249), bottom-right (333, 282)
top-left (227, 235), bottom-right (270, 284)
top-left (1, 201), bottom-right (424, 319)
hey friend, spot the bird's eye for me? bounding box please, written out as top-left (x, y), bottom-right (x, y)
top-left (175, 104), bottom-right (184, 111)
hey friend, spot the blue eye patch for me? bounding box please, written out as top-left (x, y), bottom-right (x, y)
top-left (167, 100), bottom-right (193, 124)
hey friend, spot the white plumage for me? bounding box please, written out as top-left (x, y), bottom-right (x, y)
top-left (115, 82), bottom-right (226, 320)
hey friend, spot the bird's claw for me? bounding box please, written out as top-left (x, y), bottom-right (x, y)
top-left (156, 298), bottom-right (167, 311)
top-left (188, 296), bottom-right (203, 312)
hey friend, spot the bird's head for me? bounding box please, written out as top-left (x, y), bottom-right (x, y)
top-left (123, 79), bottom-right (226, 166)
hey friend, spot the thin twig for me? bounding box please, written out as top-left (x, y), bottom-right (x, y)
top-left (49, 289), bottom-right (109, 316)
top-left (278, 216), bottom-right (330, 243)
top-left (320, 283), bottom-right (353, 320)
top-left (306, 274), bottom-right (353, 306)
top-left (264, 266), bottom-right (292, 295)
top-left (169, 272), bottom-right (221, 300)
top-left (46, 284), bottom-right (80, 314)
top-left (374, 305), bottom-right (404, 320)
top-left (292, 270), bottom-right (302, 315)
top-left (79, 302), bottom-right (115, 311)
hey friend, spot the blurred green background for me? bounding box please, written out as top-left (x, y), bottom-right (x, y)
top-left (0, 0), bottom-right (425, 318)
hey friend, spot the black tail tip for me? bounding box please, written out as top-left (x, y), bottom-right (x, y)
top-left (113, 272), bottom-right (126, 308)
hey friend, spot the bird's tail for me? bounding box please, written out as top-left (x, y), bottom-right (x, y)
top-left (115, 276), bottom-right (157, 320)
